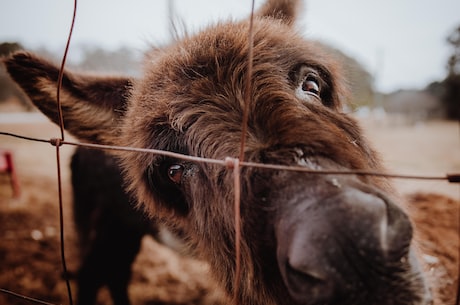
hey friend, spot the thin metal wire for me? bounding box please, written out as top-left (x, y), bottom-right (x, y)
top-left (0, 0), bottom-right (458, 304)
top-left (54, 139), bottom-right (73, 305)
top-left (53, 0), bottom-right (78, 304)
top-left (0, 288), bottom-right (58, 305)
top-left (234, 2), bottom-right (255, 302)
top-left (226, 157), bottom-right (242, 304)
top-left (56, 0), bottom-right (77, 142)
top-left (0, 132), bottom-right (52, 144)
top-left (0, 131), bottom-right (456, 183)
top-left (239, 0), bottom-right (255, 163)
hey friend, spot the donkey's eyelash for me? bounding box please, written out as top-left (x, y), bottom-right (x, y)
top-left (293, 66), bottom-right (326, 104)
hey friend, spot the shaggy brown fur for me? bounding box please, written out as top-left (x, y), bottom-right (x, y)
top-left (70, 147), bottom-right (157, 305)
top-left (4, 1), bottom-right (434, 304)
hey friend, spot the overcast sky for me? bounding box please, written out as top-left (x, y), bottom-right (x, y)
top-left (1, 0), bottom-right (459, 92)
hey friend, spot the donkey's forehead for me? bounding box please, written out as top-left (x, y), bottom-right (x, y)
top-left (145, 18), bottom-right (329, 87)
top-left (126, 17), bottom-right (350, 153)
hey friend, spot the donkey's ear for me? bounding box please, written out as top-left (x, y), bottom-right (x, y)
top-left (3, 52), bottom-right (133, 145)
top-left (257, 0), bottom-right (302, 25)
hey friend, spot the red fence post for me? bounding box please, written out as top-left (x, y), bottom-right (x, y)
top-left (0, 150), bottom-right (20, 198)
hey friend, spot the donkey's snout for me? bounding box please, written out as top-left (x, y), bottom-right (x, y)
top-left (277, 187), bottom-right (413, 304)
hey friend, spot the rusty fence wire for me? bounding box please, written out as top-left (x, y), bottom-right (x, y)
top-left (0, 0), bottom-right (459, 305)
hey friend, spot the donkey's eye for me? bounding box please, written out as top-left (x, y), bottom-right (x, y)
top-left (293, 67), bottom-right (324, 103)
top-left (301, 74), bottom-right (321, 97)
top-left (168, 164), bottom-right (184, 184)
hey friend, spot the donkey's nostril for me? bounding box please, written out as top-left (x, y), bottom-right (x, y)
top-left (286, 259), bottom-right (326, 284)
top-left (285, 259), bottom-right (335, 303)
top-left (277, 186), bottom-right (414, 303)
top-left (281, 230), bottom-right (337, 303)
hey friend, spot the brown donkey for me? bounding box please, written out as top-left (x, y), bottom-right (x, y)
top-left (69, 147), bottom-right (160, 305)
top-left (4, 0), bottom-right (432, 304)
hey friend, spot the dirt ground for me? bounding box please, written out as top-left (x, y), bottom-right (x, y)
top-left (0, 113), bottom-right (459, 305)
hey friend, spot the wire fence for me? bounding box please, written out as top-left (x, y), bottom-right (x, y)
top-left (1, 0), bottom-right (459, 304)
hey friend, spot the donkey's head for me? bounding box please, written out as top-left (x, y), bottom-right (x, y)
top-left (4, 0), bottom-right (430, 304)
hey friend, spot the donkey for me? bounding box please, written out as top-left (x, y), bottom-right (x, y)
top-left (4, 0), bottom-right (432, 304)
top-left (72, 147), bottom-right (186, 305)
top-left (70, 147), bottom-right (157, 305)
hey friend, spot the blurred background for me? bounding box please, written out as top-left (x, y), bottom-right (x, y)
top-left (0, 1), bottom-right (459, 305)
top-left (0, 0), bottom-right (459, 119)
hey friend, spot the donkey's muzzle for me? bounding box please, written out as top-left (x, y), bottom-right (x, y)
top-left (276, 186), bottom-right (414, 304)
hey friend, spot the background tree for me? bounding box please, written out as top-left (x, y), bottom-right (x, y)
top-left (0, 42), bottom-right (33, 110)
top-left (75, 46), bottom-right (141, 76)
top-left (442, 25), bottom-right (460, 119)
top-left (319, 42), bottom-right (374, 110)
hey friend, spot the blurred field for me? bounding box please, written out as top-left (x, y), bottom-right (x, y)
top-left (0, 113), bottom-right (458, 304)
top-left (360, 117), bottom-right (460, 199)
